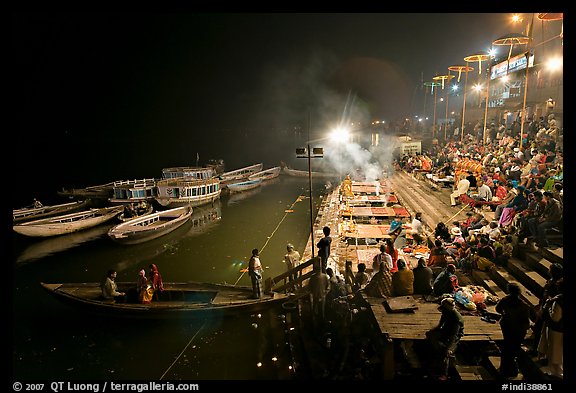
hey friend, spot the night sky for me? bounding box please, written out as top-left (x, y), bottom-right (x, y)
top-left (11, 12), bottom-right (534, 203)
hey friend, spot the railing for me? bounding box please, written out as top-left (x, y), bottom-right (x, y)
top-left (264, 257), bottom-right (318, 294)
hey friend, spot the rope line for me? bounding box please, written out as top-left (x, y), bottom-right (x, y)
top-left (159, 321), bottom-right (206, 380)
top-left (233, 194), bottom-right (304, 286)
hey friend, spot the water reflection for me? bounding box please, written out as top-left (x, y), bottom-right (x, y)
top-left (111, 201), bottom-right (222, 272)
top-left (14, 223), bottom-right (113, 265)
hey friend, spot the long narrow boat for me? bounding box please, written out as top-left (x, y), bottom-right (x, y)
top-left (13, 206), bottom-right (124, 238)
top-left (281, 166), bottom-right (338, 178)
top-left (219, 163), bottom-right (263, 182)
top-left (248, 166), bottom-right (281, 181)
top-left (13, 200), bottom-right (88, 224)
top-left (226, 178), bottom-right (263, 193)
top-left (40, 282), bottom-right (289, 319)
top-left (107, 206), bottom-right (192, 245)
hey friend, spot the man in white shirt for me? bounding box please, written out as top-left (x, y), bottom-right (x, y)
top-left (410, 212), bottom-right (426, 245)
top-left (473, 179), bottom-right (493, 202)
top-left (450, 174), bottom-right (470, 206)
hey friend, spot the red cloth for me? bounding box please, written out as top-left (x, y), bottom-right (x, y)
top-left (149, 264), bottom-right (164, 292)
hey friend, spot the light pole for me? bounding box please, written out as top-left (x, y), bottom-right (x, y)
top-left (492, 32), bottom-right (531, 148)
top-left (296, 145), bottom-right (323, 258)
top-left (424, 81), bottom-right (441, 139)
top-left (449, 65), bottom-right (474, 142)
top-left (464, 51), bottom-right (491, 145)
top-left (433, 74), bottom-right (454, 141)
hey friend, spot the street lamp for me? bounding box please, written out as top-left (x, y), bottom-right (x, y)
top-left (464, 51), bottom-right (491, 145)
top-left (449, 64), bottom-right (474, 142)
top-left (424, 81), bottom-right (442, 139)
top-left (433, 74), bottom-right (454, 141)
top-left (296, 145), bottom-right (323, 258)
top-left (493, 31), bottom-right (531, 148)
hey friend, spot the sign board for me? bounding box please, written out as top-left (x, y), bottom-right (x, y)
top-left (491, 52), bottom-right (535, 80)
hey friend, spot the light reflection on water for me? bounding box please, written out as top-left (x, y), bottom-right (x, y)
top-left (13, 175), bottom-right (331, 380)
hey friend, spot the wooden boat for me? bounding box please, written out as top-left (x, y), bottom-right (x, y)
top-left (281, 166), bottom-right (338, 178)
top-left (13, 200), bottom-right (88, 224)
top-left (13, 206), bottom-right (124, 238)
top-left (248, 166), bottom-right (281, 181)
top-left (58, 182), bottom-right (115, 200)
top-left (155, 177), bottom-right (221, 208)
top-left (108, 178), bottom-right (158, 205)
top-left (219, 163), bottom-right (263, 182)
top-left (226, 178), bottom-right (263, 193)
top-left (107, 205), bottom-right (192, 245)
top-left (40, 281), bottom-right (289, 319)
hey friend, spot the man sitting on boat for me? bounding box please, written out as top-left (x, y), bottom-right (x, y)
top-left (101, 269), bottom-right (126, 302)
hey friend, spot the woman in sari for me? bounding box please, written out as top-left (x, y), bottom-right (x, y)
top-left (148, 264), bottom-right (164, 301)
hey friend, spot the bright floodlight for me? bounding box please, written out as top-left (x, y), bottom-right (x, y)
top-left (330, 127), bottom-right (349, 144)
top-left (546, 57), bottom-right (563, 72)
top-left (451, 84), bottom-right (459, 92)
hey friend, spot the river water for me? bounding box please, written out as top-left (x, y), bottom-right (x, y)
top-left (12, 175), bottom-right (332, 381)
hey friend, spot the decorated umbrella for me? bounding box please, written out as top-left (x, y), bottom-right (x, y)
top-left (464, 52), bottom-right (492, 145)
top-left (449, 65), bottom-right (474, 141)
top-left (537, 13), bottom-right (562, 21)
top-left (434, 74), bottom-right (455, 140)
top-left (537, 13), bottom-right (563, 45)
top-left (464, 51), bottom-right (490, 75)
top-left (494, 30), bottom-right (534, 149)
top-left (492, 33), bottom-right (531, 74)
top-left (424, 81), bottom-right (442, 138)
top-left (448, 65), bottom-right (473, 83)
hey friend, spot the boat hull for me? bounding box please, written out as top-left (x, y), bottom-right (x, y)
top-left (41, 282), bottom-right (289, 319)
top-left (13, 201), bottom-right (89, 224)
top-left (108, 206), bottom-right (192, 245)
top-left (13, 206), bottom-right (123, 237)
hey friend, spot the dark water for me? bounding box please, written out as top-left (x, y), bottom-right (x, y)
top-left (12, 175), bottom-right (332, 380)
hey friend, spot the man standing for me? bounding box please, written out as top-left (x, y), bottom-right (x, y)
top-left (248, 248), bottom-right (263, 299)
top-left (317, 226), bottom-right (332, 273)
top-left (495, 282), bottom-right (535, 378)
top-left (426, 297), bottom-right (464, 380)
top-left (284, 243), bottom-right (301, 290)
top-left (307, 258), bottom-right (331, 330)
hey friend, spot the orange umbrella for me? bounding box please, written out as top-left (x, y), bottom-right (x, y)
top-left (464, 52), bottom-right (490, 75)
top-left (448, 65), bottom-right (473, 82)
top-left (537, 13), bottom-right (563, 21)
top-left (432, 74), bottom-right (454, 90)
top-left (493, 33), bottom-right (531, 72)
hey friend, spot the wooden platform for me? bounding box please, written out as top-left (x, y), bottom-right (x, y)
top-left (361, 294), bottom-right (503, 341)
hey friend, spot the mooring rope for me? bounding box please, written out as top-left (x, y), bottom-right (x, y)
top-left (159, 321), bottom-right (206, 380)
top-left (233, 194), bottom-right (304, 286)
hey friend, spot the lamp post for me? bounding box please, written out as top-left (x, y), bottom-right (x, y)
top-left (464, 51), bottom-right (491, 145)
top-left (424, 81), bottom-right (442, 139)
top-left (493, 32), bottom-right (531, 149)
top-left (449, 65), bottom-right (474, 142)
top-left (296, 145), bottom-right (323, 258)
top-left (433, 74), bottom-right (454, 141)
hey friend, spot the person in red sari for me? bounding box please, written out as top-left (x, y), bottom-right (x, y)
top-left (148, 264), bottom-right (164, 300)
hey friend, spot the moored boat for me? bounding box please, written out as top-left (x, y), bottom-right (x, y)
top-left (155, 177), bottom-right (221, 208)
top-left (226, 178), bottom-right (263, 193)
top-left (13, 206), bottom-right (124, 238)
top-left (219, 163), bottom-right (263, 183)
top-left (281, 166), bottom-right (338, 178)
top-left (40, 281), bottom-right (289, 319)
top-left (248, 166), bottom-right (281, 181)
top-left (107, 206), bottom-right (193, 245)
top-left (108, 178), bottom-right (158, 205)
top-left (13, 200), bottom-right (89, 224)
